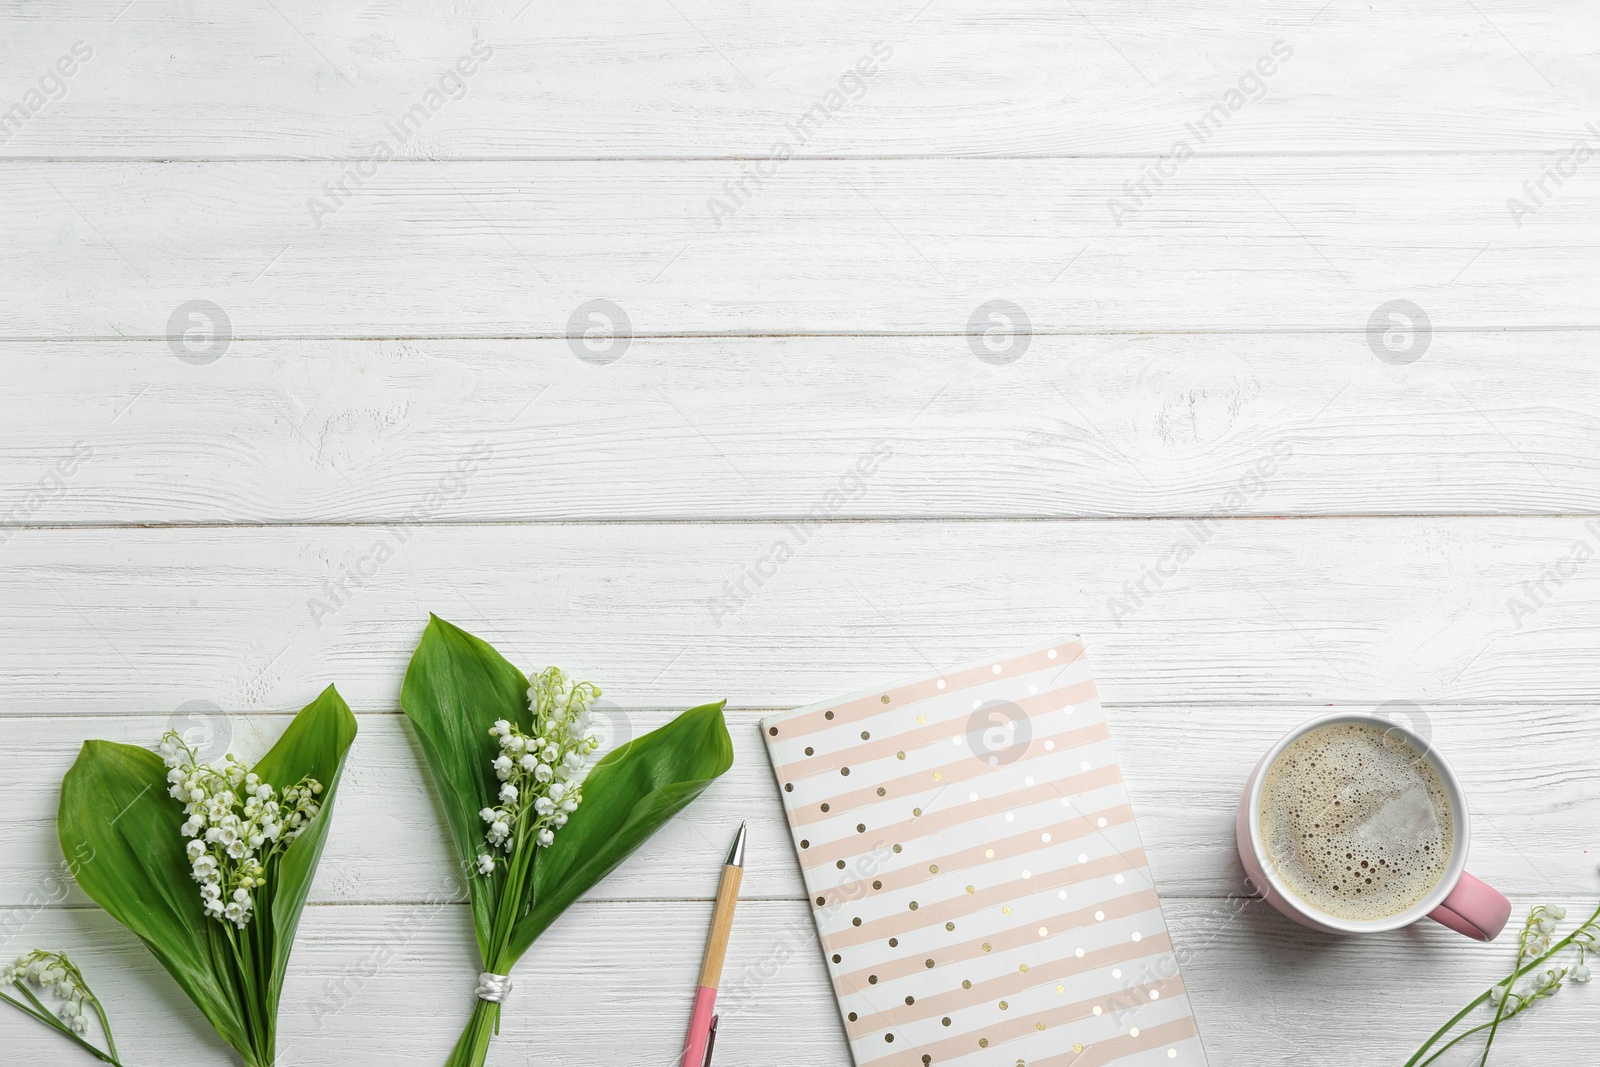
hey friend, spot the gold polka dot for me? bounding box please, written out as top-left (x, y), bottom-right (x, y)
top-left (904, 995), bottom-right (915, 1005)
top-left (768, 727), bottom-right (778, 735)
top-left (925, 958), bottom-right (936, 969)
top-left (888, 937), bottom-right (898, 947)
top-left (836, 860), bottom-right (846, 869)
top-left (825, 711), bottom-right (834, 720)
top-left (800, 840), bottom-right (810, 849)
top-left (982, 942), bottom-right (992, 952)
top-left (1002, 905), bottom-right (1011, 915)
top-left (897, 751), bottom-right (906, 760)
top-left (832, 953), bottom-right (841, 963)
top-left (857, 823), bottom-right (867, 833)
top-left (885, 1034), bottom-right (894, 1043)
top-left (1168, 1051), bottom-right (1178, 1059)
top-left (1130, 1028), bottom-right (1140, 1037)
top-left (1019, 963), bottom-right (1029, 973)
top-left (841, 767), bottom-right (850, 776)
top-left (820, 802), bottom-right (830, 812)
top-left (917, 715), bottom-right (926, 724)
top-left (848, 1011), bottom-right (857, 1021)
top-left (913, 807), bottom-right (923, 816)
top-left (852, 917), bottom-right (861, 926)
top-left (872, 880), bottom-right (882, 890)
top-left (1036, 1023), bottom-right (1046, 1032)
top-left (909, 901), bottom-right (919, 911)
top-left (868, 975), bottom-right (878, 984)
top-left (945, 921), bottom-right (955, 931)
top-left (999, 1000), bottom-right (1009, 1011)
top-left (893, 844), bottom-right (903, 853)
top-left (881, 695), bottom-right (891, 704)
top-left (1074, 1045), bottom-right (1084, 1055)
top-left (985, 849), bottom-right (995, 858)
top-left (933, 771), bottom-right (942, 780)
top-left (929, 864), bottom-right (939, 873)
top-left (979, 1039), bottom-right (989, 1049)
top-left (1056, 984), bottom-right (1065, 994)
top-left (942, 1017), bottom-right (952, 1026)
top-left (861, 730), bottom-right (872, 740)
top-left (805, 746), bottom-right (814, 756)
top-left (1092, 1006), bottom-right (1102, 1016)
top-left (965, 885), bottom-right (975, 894)
top-left (1039, 926), bottom-right (1049, 937)
top-left (815, 896), bottom-right (825, 905)
top-left (877, 787), bottom-right (887, 797)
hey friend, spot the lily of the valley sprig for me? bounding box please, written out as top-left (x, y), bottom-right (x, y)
top-left (1405, 869), bottom-right (1599, 1066)
top-left (475, 668), bottom-right (601, 872)
top-left (401, 615), bottom-right (734, 1067)
top-left (162, 730), bottom-right (324, 929)
top-left (59, 687), bottom-right (356, 1067)
top-left (1, 950), bottom-right (124, 1065)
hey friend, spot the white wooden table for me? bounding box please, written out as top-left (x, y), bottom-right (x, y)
top-left (2, 2), bottom-right (1598, 1064)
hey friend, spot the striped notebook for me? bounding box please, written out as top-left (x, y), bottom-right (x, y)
top-left (759, 638), bottom-right (1208, 1067)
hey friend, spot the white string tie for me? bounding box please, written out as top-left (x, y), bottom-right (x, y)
top-left (475, 972), bottom-right (513, 1003)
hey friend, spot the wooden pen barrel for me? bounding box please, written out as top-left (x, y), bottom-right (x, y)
top-left (697, 863), bottom-right (744, 990)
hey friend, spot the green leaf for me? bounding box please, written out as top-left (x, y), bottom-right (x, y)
top-left (506, 699), bottom-right (734, 963)
top-left (58, 740), bottom-right (253, 1060)
top-left (398, 615), bottom-right (735, 975)
top-left (58, 689), bottom-right (357, 1067)
top-left (251, 685), bottom-right (358, 1026)
top-left (399, 615), bottom-right (529, 958)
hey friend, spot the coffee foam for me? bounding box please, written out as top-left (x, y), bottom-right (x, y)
top-left (1257, 721), bottom-right (1454, 922)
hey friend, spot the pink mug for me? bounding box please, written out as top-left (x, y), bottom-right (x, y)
top-left (1235, 711), bottom-right (1511, 941)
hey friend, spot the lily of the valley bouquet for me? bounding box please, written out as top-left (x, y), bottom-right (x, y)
top-left (401, 616), bottom-right (733, 1067)
top-left (52, 687), bottom-right (357, 1067)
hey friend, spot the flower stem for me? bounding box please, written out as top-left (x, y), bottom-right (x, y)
top-left (1, 987), bottom-right (127, 1066)
top-left (1405, 901), bottom-right (1600, 1067)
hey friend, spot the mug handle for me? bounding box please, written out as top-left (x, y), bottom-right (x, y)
top-left (1428, 871), bottom-right (1512, 941)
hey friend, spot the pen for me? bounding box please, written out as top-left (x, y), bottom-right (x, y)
top-left (681, 821), bottom-right (746, 1067)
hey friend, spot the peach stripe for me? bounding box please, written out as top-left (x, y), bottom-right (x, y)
top-left (858, 976), bottom-right (1188, 1067)
top-left (768, 641), bottom-right (1086, 740)
top-left (798, 764), bottom-right (1124, 871)
top-left (781, 680), bottom-right (1099, 782)
top-left (785, 722), bottom-right (1115, 828)
top-left (815, 803), bottom-right (1135, 905)
top-left (836, 911), bottom-right (1170, 998)
top-left (1031, 1015), bottom-right (1200, 1067)
top-left (822, 849), bottom-right (1147, 952)
top-left (841, 892), bottom-right (1163, 1024)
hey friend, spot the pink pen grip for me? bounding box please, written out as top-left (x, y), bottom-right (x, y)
top-left (1429, 870), bottom-right (1513, 942)
top-left (679, 985), bottom-right (718, 1067)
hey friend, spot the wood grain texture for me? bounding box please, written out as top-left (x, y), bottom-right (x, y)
top-left (2, 707), bottom-right (1595, 911)
top-left (3, 157), bottom-right (1597, 338)
top-left (5, 896), bottom-right (1598, 1066)
top-left (0, 0), bottom-right (1595, 158)
top-left (3, 332), bottom-right (1599, 523)
top-left (3, 0), bottom-right (1597, 1061)
top-left (3, 521), bottom-right (1600, 711)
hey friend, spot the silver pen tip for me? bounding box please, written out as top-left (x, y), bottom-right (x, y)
top-left (726, 821), bottom-right (747, 868)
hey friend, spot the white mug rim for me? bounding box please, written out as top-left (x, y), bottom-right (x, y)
top-left (1246, 710), bottom-right (1470, 934)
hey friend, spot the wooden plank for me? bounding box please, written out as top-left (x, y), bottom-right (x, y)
top-left (4, 521), bottom-right (1600, 710)
top-left (3, 896), bottom-right (1595, 1064)
top-left (1, 0), bottom-right (1595, 158)
top-left (4, 158), bottom-right (1597, 337)
top-left (2, 705), bottom-right (1596, 908)
top-left (4, 332), bottom-right (1600, 523)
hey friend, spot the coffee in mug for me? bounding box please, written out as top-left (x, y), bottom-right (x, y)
top-left (1256, 720), bottom-right (1453, 922)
